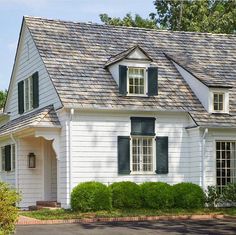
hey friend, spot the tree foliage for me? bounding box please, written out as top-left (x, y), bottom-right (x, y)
top-left (99, 0), bottom-right (236, 34)
top-left (154, 0), bottom-right (236, 33)
top-left (0, 182), bottom-right (21, 234)
top-left (0, 90), bottom-right (7, 109)
top-left (99, 13), bottom-right (158, 29)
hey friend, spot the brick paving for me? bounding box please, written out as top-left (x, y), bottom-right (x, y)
top-left (17, 214), bottom-right (225, 225)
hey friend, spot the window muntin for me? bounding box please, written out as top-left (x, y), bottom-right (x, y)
top-left (128, 67), bottom-right (146, 95)
top-left (24, 76), bottom-right (33, 112)
top-left (216, 141), bottom-right (236, 192)
top-left (0, 145), bottom-right (15, 172)
top-left (213, 93), bottom-right (224, 112)
top-left (131, 137), bottom-right (154, 173)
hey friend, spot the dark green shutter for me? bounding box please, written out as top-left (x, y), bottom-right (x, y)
top-left (156, 137), bottom-right (168, 174)
top-left (32, 72), bottom-right (39, 108)
top-left (18, 81), bottom-right (24, 114)
top-left (148, 67), bottom-right (158, 96)
top-left (118, 136), bottom-right (130, 174)
top-left (119, 65), bottom-right (127, 95)
top-left (131, 117), bottom-right (155, 136)
top-left (5, 145), bottom-right (11, 172)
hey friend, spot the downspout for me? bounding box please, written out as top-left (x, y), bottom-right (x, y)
top-left (202, 128), bottom-right (208, 190)
top-left (69, 109), bottom-right (74, 202)
top-left (10, 133), bottom-right (19, 192)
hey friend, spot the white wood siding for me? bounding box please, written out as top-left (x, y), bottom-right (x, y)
top-left (69, 111), bottom-right (195, 190)
top-left (5, 24), bottom-right (61, 120)
top-left (57, 109), bottom-right (70, 208)
top-left (17, 137), bottom-right (44, 208)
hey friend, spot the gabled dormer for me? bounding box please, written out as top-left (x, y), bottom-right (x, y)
top-left (105, 45), bottom-right (158, 97)
top-left (165, 53), bottom-right (232, 114)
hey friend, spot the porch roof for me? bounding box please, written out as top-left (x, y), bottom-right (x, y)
top-left (0, 105), bottom-right (61, 137)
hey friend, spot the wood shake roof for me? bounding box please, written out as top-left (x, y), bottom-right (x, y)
top-left (23, 16), bottom-right (236, 127)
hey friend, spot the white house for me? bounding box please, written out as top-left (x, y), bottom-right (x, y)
top-left (0, 16), bottom-right (236, 209)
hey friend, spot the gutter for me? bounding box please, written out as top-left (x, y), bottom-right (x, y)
top-left (68, 109), bottom-right (74, 202)
top-left (201, 128), bottom-right (208, 190)
top-left (10, 133), bottom-right (19, 194)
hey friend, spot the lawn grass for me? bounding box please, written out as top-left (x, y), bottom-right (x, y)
top-left (20, 208), bottom-right (236, 220)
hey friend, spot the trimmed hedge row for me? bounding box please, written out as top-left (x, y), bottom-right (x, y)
top-left (71, 181), bottom-right (205, 211)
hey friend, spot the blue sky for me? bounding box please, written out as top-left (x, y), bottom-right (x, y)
top-left (0, 0), bottom-right (155, 90)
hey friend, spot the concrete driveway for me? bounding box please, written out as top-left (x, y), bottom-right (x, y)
top-left (16, 219), bottom-right (236, 235)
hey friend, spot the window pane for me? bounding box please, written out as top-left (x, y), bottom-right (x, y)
top-left (25, 79), bottom-right (29, 111)
top-left (214, 94), bottom-right (218, 102)
top-left (128, 68), bottom-right (145, 94)
top-left (213, 93), bottom-right (224, 111)
top-left (216, 141), bottom-right (236, 192)
top-left (132, 137), bottom-right (153, 173)
top-left (30, 77), bottom-right (33, 109)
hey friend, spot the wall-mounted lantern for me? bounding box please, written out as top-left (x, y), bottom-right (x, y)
top-left (28, 153), bottom-right (36, 168)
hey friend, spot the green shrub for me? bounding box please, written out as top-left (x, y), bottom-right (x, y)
top-left (172, 182), bottom-right (205, 209)
top-left (141, 182), bottom-right (174, 209)
top-left (0, 182), bottom-right (21, 235)
top-left (205, 186), bottom-right (222, 208)
top-left (71, 182), bottom-right (112, 212)
top-left (109, 181), bottom-right (142, 209)
top-left (223, 183), bottom-right (236, 204)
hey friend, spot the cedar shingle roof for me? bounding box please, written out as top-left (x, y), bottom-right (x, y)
top-left (24, 16), bottom-right (236, 127)
top-left (0, 105), bottom-right (60, 136)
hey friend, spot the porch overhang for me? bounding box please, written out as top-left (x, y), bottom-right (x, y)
top-left (0, 105), bottom-right (61, 158)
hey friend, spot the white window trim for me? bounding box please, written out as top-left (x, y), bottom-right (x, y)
top-left (209, 89), bottom-right (229, 114)
top-left (130, 135), bottom-right (156, 175)
top-left (23, 76), bottom-right (33, 113)
top-left (127, 67), bottom-right (148, 97)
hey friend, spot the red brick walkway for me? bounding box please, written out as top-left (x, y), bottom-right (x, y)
top-left (17, 214), bottom-right (225, 225)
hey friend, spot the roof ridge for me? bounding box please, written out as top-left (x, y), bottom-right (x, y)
top-left (24, 15), bottom-right (236, 37)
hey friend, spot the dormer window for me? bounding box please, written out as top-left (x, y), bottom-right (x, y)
top-left (210, 89), bottom-right (229, 114)
top-left (105, 45), bottom-right (158, 97)
top-left (213, 93), bottom-right (224, 112)
top-left (128, 67), bottom-right (146, 95)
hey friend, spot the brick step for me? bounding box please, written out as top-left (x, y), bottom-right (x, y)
top-left (29, 205), bottom-right (61, 211)
top-left (36, 201), bottom-right (61, 208)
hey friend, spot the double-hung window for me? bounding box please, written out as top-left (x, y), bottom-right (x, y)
top-left (216, 141), bottom-right (236, 192)
top-left (24, 76), bottom-right (34, 112)
top-left (130, 117), bottom-right (155, 174)
top-left (128, 67), bottom-right (146, 95)
top-left (18, 71), bottom-right (39, 114)
top-left (132, 137), bottom-right (154, 173)
top-left (213, 93), bottom-right (224, 112)
top-left (0, 144), bottom-right (16, 172)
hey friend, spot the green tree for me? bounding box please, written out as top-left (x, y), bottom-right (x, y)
top-left (0, 90), bottom-right (7, 109)
top-left (154, 0), bottom-right (236, 33)
top-left (99, 13), bottom-right (158, 29)
top-left (99, 0), bottom-right (236, 33)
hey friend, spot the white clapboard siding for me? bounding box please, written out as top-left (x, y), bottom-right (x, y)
top-left (57, 109), bottom-right (70, 208)
top-left (5, 24), bottom-right (62, 120)
top-left (70, 112), bottom-right (194, 189)
top-left (18, 137), bottom-right (44, 208)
